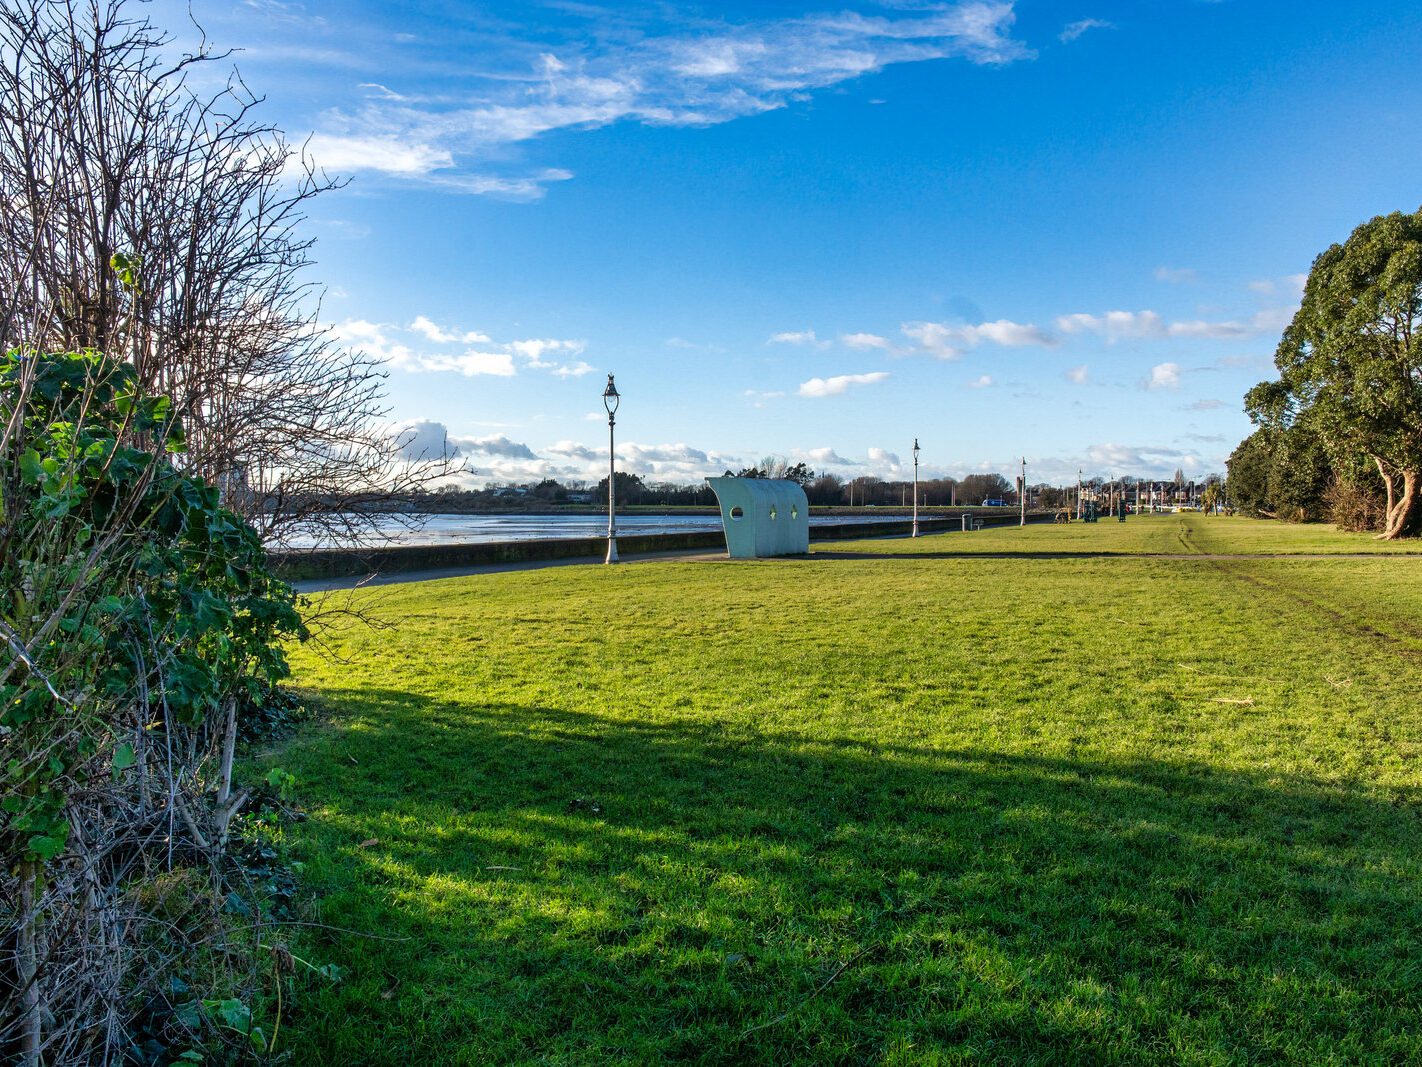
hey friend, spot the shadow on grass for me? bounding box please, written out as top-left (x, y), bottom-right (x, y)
top-left (281, 693), bottom-right (1422, 1066)
top-left (806, 549), bottom-right (1158, 560)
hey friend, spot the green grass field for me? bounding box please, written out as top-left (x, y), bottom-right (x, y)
top-left (266, 515), bottom-right (1422, 1064)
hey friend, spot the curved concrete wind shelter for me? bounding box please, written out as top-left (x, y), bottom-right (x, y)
top-left (706, 477), bottom-right (810, 558)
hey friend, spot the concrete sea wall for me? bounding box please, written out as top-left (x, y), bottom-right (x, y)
top-left (270, 513), bottom-right (1043, 581)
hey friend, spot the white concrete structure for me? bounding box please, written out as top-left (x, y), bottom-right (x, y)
top-left (706, 477), bottom-right (811, 558)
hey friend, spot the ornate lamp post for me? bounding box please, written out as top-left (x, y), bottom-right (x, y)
top-left (603, 374), bottom-right (620, 564)
top-left (1019, 456), bottom-right (1027, 527)
top-left (912, 438), bottom-right (920, 537)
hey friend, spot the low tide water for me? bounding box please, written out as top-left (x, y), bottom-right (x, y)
top-left (288, 512), bottom-right (895, 549)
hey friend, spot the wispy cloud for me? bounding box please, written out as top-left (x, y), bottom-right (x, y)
top-left (667, 337), bottom-right (725, 352)
top-left (840, 331), bottom-right (892, 350)
top-left (1064, 363), bottom-right (1089, 383)
top-left (410, 315), bottom-right (489, 345)
top-left (798, 371), bottom-right (890, 397)
top-left (1059, 18), bottom-right (1112, 43)
top-left (1054, 307), bottom-right (1292, 342)
top-left (304, 3), bottom-right (1031, 197)
top-left (966, 374), bottom-right (993, 388)
top-left (768, 329), bottom-right (829, 348)
top-left (1153, 265), bottom-right (1197, 284)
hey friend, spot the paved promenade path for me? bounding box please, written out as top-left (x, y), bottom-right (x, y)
top-left (292, 546), bottom-right (727, 593)
top-left (292, 545), bottom-right (1402, 593)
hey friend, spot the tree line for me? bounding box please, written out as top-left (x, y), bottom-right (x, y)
top-left (410, 468), bottom-right (1093, 510)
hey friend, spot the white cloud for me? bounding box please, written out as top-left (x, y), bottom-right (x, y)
top-left (552, 361), bottom-right (594, 377)
top-left (548, 440), bottom-right (598, 461)
top-left (798, 446), bottom-right (860, 467)
top-left (303, 134), bottom-right (453, 176)
top-left (841, 332), bottom-right (892, 350)
top-left (1189, 399), bottom-right (1226, 411)
top-left (1248, 279), bottom-right (1276, 294)
top-left (1054, 310), bottom-right (1166, 341)
top-left (1086, 442), bottom-right (1195, 471)
top-left (419, 350), bottom-right (518, 377)
top-left (547, 439), bottom-right (730, 482)
top-left (797, 371), bottom-right (890, 397)
top-left (307, 3), bottom-right (1030, 196)
top-left (867, 446), bottom-right (900, 469)
top-left (973, 320), bottom-right (1057, 346)
top-left (1059, 18), bottom-right (1112, 42)
top-left (462, 433), bottom-right (538, 459)
top-left (1153, 266), bottom-right (1197, 284)
top-left (335, 317), bottom-right (587, 378)
top-left (410, 315), bottom-right (490, 344)
top-left (392, 419), bottom-right (460, 462)
top-left (1147, 362), bottom-right (1182, 389)
top-left (1054, 307), bottom-right (1292, 343)
top-left (768, 329), bottom-right (827, 347)
top-left (967, 374), bottom-right (993, 388)
top-left (508, 338), bottom-right (587, 367)
top-left (1064, 363), bottom-right (1089, 383)
top-left (902, 318), bottom-right (1057, 359)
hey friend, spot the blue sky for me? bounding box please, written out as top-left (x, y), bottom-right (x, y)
top-left (154, 0), bottom-right (1422, 487)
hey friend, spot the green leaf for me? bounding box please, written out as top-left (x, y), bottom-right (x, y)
top-left (204, 998), bottom-right (252, 1033)
top-left (112, 741), bottom-right (136, 775)
top-left (29, 833), bottom-right (68, 861)
top-left (18, 449), bottom-right (43, 485)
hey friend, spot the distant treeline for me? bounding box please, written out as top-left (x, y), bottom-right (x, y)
top-left (414, 465), bottom-right (1113, 513)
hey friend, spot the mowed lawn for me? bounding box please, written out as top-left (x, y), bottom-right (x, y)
top-left (269, 515), bottom-right (1422, 1065)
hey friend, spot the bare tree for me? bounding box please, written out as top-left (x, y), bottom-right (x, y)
top-left (0, 0), bottom-right (455, 549)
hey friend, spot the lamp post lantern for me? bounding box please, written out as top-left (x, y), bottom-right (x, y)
top-left (912, 438), bottom-right (920, 537)
top-left (603, 375), bottom-right (620, 564)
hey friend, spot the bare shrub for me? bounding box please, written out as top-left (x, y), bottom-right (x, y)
top-left (0, 0), bottom-right (457, 550)
top-left (1326, 478), bottom-right (1385, 533)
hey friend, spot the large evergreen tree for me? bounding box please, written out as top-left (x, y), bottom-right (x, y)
top-left (1247, 209), bottom-right (1422, 538)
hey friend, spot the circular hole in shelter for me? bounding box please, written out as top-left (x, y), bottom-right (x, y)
top-left (792, 505), bottom-right (799, 519)
top-left (770, 505), bottom-right (777, 520)
top-left (730, 506), bottom-right (744, 520)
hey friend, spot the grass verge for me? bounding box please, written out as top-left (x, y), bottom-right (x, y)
top-left (267, 515), bottom-right (1422, 1064)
